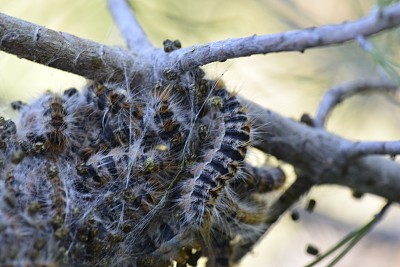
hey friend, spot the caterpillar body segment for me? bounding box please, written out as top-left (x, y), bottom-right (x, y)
top-left (17, 89), bottom-right (86, 155)
top-left (46, 163), bottom-right (67, 225)
top-left (182, 87), bottom-right (251, 229)
top-left (232, 164), bottom-right (286, 196)
top-left (83, 148), bottom-right (130, 186)
top-left (43, 95), bottom-right (67, 152)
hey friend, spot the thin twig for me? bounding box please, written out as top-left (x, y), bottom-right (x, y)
top-left (342, 140), bottom-right (400, 158)
top-left (165, 4), bottom-right (400, 72)
top-left (356, 35), bottom-right (375, 52)
top-left (265, 174), bottom-right (314, 224)
top-left (314, 79), bottom-right (397, 128)
top-left (107, 0), bottom-right (153, 51)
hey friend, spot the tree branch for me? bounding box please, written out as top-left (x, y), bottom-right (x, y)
top-left (241, 98), bottom-right (400, 202)
top-left (231, 174), bottom-right (314, 263)
top-left (356, 34), bottom-right (376, 52)
top-left (107, 0), bottom-right (153, 51)
top-left (2, 4), bottom-right (400, 81)
top-left (314, 79), bottom-right (397, 128)
top-left (165, 4), bottom-right (400, 72)
top-left (0, 12), bottom-right (139, 84)
top-left (342, 141), bottom-right (400, 157)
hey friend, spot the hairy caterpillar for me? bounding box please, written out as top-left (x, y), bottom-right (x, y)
top-left (16, 89), bottom-right (85, 155)
top-left (180, 87), bottom-right (250, 229)
top-left (233, 164), bottom-right (286, 194)
top-left (0, 68), bottom-right (285, 267)
top-left (151, 88), bottom-right (188, 153)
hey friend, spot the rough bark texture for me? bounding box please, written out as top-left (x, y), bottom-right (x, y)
top-left (244, 99), bottom-right (400, 202)
top-left (0, 12), bottom-right (138, 83)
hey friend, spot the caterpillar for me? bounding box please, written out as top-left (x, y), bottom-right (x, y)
top-left (232, 164), bottom-right (286, 195)
top-left (147, 230), bottom-right (200, 266)
top-left (180, 87), bottom-right (251, 229)
top-left (101, 86), bottom-right (139, 147)
top-left (149, 87), bottom-right (190, 156)
top-left (1, 67), bottom-right (287, 267)
top-left (16, 89), bottom-right (85, 155)
top-left (47, 163), bottom-right (66, 215)
top-left (80, 147), bottom-right (177, 183)
top-left (44, 94), bottom-right (68, 152)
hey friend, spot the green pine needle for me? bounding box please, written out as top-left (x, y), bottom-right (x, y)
top-left (305, 202), bottom-right (391, 267)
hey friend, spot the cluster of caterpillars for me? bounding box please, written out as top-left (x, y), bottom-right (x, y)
top-left (0, 68), bottom-right (285, 267)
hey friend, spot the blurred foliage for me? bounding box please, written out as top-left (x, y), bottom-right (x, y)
top-left (377, 0), bottom-right (400, 7)
top-left (367, 42), bottom-right (400, 85)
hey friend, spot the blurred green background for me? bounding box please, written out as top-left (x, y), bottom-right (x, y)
top-left (1, 0), bottom-right (400, 266)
